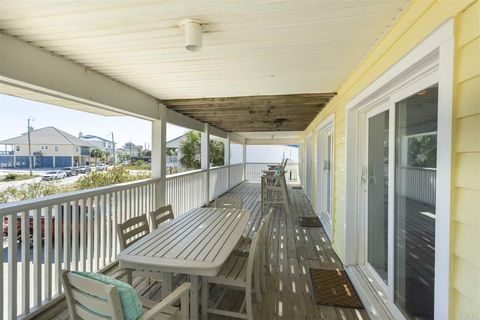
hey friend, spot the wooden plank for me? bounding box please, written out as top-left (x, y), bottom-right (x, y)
top-left (164, 93), bottom-right (335, 132)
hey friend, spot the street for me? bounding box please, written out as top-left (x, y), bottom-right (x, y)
top-left (0, 169), bottom-right (84, 192)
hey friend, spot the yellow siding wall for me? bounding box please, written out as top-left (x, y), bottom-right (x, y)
top-left (453, 1), bottom-right (480, 317)
top-left (301, 0), bottom-right (479, 317)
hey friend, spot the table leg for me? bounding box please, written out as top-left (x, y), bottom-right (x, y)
top-left (190, 275), bottom-right (199, 320)
top-left (161, 272), bottom-right (173, 298)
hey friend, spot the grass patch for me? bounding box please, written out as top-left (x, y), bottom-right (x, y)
top-left (1, 173), bottom-right (39, 182)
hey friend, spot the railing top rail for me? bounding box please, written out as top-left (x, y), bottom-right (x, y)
top-left (246, 162), bottom-right (299, 164)
top-left (0, 177), bottom-right (160, 216)
top-left (210, 165), bottom-right (229, 171)
top-left (166, 168), bottom-right (205, 179)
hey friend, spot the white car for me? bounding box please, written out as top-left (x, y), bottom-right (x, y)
top-left (42, 170), bottom-right (66, 181)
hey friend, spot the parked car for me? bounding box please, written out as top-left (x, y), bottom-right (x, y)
top-left (42, 170), bottom-right (66, 180)
top-left (122, 160), bottom-right (129, 166)
top-left (77, 166), bottom-right (91, 174)
top-left (96, 164), bottom-right (108, 171)
top-left (63, 167), bottom-right (78, 176)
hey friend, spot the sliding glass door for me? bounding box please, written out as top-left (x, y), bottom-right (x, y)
top-left (363, 85), bottom-right (438, 319)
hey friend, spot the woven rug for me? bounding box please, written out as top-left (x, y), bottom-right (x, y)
top-left (309, 268), bottom-right (363, 309)
top-left (299, 216), bottom-right (322, 227)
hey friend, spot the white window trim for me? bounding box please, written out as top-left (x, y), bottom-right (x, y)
top-left (315, 114), bottom-right (335, 240)
top-left (344, 18), bottom-right (454, 319)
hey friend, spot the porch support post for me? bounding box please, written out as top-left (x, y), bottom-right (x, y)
top-left (225, 133), bottom-right (231, 189)
top-left (152, 104), bottom-right (167, 209)
top-left (201, 124), bottom-right (210, 206)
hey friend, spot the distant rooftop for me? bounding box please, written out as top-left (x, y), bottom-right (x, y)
top-left (0, 126), bottom-right (93, 146)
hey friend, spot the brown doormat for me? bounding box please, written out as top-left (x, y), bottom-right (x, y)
top-left (309, 268), bottom-right (364, 309)
top-left (299, 216), bottom-right (322, 227)
top-left (292, 186), bottom-right (302, 189)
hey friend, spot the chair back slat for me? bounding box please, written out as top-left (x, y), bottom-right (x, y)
top-left (149, 204), bottom-right (174, 229)
top-left (117, 214), bottom-right (149, 250)
top-left (61, 270), bottom-right (124, 320)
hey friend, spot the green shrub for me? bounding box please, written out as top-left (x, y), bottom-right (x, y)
top-left (4, 173), bottom-right (18, 181)
top-left (75, 167), bottom-right (150, 190)
top-left (0, 182), bottom-right (59, 203)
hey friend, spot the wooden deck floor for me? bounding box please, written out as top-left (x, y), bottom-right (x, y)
top-left (48, 181), bottom-right (369, 320)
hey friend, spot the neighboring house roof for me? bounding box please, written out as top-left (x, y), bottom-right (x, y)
top-left (80, 134), bottom-right (114, 143)
top-left (166, 134), bottom-right (186, 148)
top-left (0, 126), bottom-right (93, 146)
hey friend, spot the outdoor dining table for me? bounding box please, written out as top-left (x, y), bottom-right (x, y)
top-left (118, 206), bottom-right (251, 320)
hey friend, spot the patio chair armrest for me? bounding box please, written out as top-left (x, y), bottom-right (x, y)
top-left (141, 282), bottom-right (191, 320)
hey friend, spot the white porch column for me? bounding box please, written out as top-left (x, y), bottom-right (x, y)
top-left (225, 133), bottom-right (231, 189)
top-left (242, 143), bottom-right (247, 181)
top-left (201, 124), bottom-right (210, 205)
top-left (152, 104), bottom-right (167, 209)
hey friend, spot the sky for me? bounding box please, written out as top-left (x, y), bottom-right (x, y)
top-left (0, 93), bottom-right (188, 148)
top-left (0, 93), bottom-right (298, 162)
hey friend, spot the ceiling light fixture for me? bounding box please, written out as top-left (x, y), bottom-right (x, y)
top-left (182, 18), bottom-right (204, 52)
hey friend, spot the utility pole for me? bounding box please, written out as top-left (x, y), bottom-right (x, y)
top-left (27, 117), bottom-right (34, 176)
top-left (111, 132), bottom-right (116, 167)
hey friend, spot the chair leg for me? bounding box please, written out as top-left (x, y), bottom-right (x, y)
top-left (260, 248), bottom-right (267, 292)
top-left (246, 284), bottom-right (253, 320)
top-left (201, 277), bottom-right (209, 320)
top-left (254, 263), bottom-right (262, 303)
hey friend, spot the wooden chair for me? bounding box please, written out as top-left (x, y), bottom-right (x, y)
top-left (149, 204), bottom-right (174, 230)
top-left (117, 215), bottom-right (163, 288)
top-left (201, 212), bottom-right (272, 320)
top-left (232, 208), bottom-right (274, 294)
top-left (214, 195), bottom-right (243, 209)
top-left (117, 214), bottom-right (150, 251)
top-left (61, 269), bottom-right (191, 320)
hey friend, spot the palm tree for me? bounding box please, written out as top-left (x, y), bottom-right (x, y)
top-left (179, 131), bottom-right (225, 169)
top-left (90, 148), bottom-right (104, 166)
top-left (179, 131), bottom-right (201, 169)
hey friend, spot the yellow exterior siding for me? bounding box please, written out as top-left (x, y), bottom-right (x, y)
top-left (301, 0), bottom-right (479, 317)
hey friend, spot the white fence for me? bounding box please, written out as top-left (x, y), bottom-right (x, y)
top-left (0, 178), bottom-right (158, 319)
top-left (245, 162), bottom-right (299, 182)
top-left (400, 167), bottom-right (436, 207)
top-left (209, 166), bottom-right (230, 202)
top-left (166, 169), bottom-right (206, 217)
top-left (229, 163), bottom-right (244, 189)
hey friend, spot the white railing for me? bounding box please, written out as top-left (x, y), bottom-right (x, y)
top-left (0, 178), bottom-right (158, 319)
top-left (209, 166), bottom-right (229, 202)
top-left (245, 162), bottom-right (299, 182)
top-left (166, 169), bottom-right (206, 217)
top-left (400, 167), bottom-right (436, 206)
top-left (229, 163), bottom-right (244, 189)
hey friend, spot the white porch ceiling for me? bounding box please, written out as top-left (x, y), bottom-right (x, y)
top-left (0, 0), bottom-right (407, 101)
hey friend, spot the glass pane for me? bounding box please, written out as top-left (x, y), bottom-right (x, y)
top-left (367, 110), bottom-right (389, 283)
top-left (394, 85), bottom-right (437, 319)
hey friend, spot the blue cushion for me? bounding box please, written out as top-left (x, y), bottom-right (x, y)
top-left (73, 272), bottom-right (143, 320)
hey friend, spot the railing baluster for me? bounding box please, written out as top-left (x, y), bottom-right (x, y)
top-left (87, 197), bottom-right (93, 272)
top-left (72, 199), bottom-right (78, 271)
top-left (80, 199), bottom-right (86, 272)
top-left (106, 193), bottom-right (111, 264)
top-left (64, 202), bottom-right (71, 271)
top-left (100, 194), bottom-right (106, 268)
top-left (54, 204), bottom-right (62, 295)
top-left (21, 210), bottom-right (30, 315)
top-left (33, 208), bottom-right (42, 308)
top-left (94, 196), bottom-right (100, 271)
top-left (44, 206), bottom-right (52, 300)
top-left (8, 213), bottom-right (18, 319)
